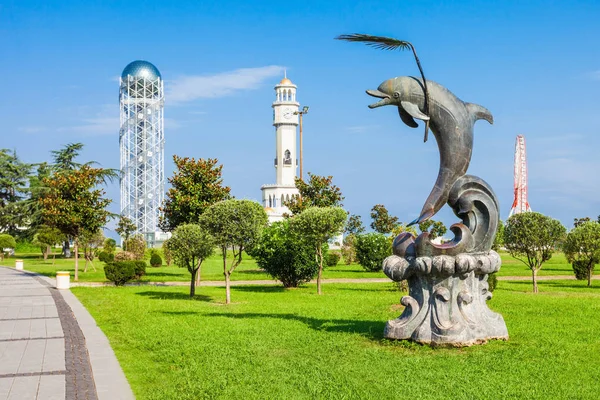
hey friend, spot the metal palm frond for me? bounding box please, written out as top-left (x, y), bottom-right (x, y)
top-left (335, 34), bottom-right (412, 51)
top-left (336, 33), bottom-right (431, 142)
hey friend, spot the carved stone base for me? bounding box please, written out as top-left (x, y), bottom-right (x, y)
top-left (383, 252), bottom-right (508, 346)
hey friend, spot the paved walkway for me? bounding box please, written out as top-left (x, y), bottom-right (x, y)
top-left (0, 267), bottom-right (133, 400)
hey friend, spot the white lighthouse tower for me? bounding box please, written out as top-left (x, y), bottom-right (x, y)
top-left (261, 76), bottom-right (301, 222)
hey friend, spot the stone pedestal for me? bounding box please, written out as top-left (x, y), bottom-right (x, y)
top-left (383, 251), bottom-right (508, 346)
top-left (15, 260), bottom-right (24, 270)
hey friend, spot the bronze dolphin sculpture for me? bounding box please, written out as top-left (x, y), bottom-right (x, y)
top-left (367, 76), bottom-right (493, 226)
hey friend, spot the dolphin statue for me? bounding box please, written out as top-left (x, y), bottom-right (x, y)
top-left (367, 76), bottom-right (493, 226)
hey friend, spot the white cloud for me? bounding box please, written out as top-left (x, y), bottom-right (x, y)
top-left (166, 65), bottom-right (285, 103)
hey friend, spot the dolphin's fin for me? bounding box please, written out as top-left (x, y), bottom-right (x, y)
top-left (398, 106), bottom-right (418, 128)
top-left (466, 103), bottom-right (494, 124)
top-left (401, 101), bottom-right (430, 121)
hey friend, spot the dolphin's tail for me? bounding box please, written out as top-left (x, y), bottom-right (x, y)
top-left (466, 103), bottom-right (493, 125)
top-left (407, 208), bottom-right (435, 227)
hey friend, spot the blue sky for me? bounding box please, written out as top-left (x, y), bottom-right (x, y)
top-left (1, 0), bottom-right (599, 234)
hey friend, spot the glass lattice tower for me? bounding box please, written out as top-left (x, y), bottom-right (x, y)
top-left (119, 60), bottom-right (164, 246)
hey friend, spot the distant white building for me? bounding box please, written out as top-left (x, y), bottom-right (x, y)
top-left (260, 76), bottom-right (301, 222)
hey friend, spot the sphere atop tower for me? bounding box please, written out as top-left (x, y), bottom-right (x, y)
top-left (121, 60), bottom-right (161, 81)
top-left (279, 77), bottom-right (292, 85)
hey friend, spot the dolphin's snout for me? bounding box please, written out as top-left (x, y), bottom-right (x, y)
top-left (366, 89), bottom-right (392, 108)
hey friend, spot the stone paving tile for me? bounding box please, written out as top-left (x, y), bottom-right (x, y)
top-left (0, 377), bottom-right (13, 399)
top-left (0, 321), bottom-right (16, 340)
top-left (17, 340), bottom-right (46, 374)
top-left (0, 340), bottom-right (27, 375)
top-left (7, 375), bottom-right (39, 400)
top-left (42, 339), bottom-right (65, 373)
top-left (37, 375), bottom-right (66, 400)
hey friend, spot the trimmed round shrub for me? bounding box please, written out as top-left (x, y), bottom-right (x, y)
top-left (572, 260), bottom-right (590, 281)
top-left (250, 220), bottom-right (319, 288)
top-left (98, 251), bottom-right (114, 263)
top-left (133, 261), bottom-right (147, 278)
top-left (150, 252), bottom-right (162, 267)
top-left (104, 262), bottom-right (136, 286)
top-left (325, 252), bottom-right (341, 267)
top-left (487, 273), bottom-right (498, 292)
top-left (354, 233), bottom-right (391, 272)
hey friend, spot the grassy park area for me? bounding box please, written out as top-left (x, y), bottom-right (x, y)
top-left (1, 249), bottom-right (579, 283)
top-left (72, 280), bottom-right (600, 399)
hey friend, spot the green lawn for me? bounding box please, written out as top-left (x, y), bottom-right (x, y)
top-left (73, 280), bottom-right (600, 399)
top-left (1, 249), bottom-right (582, 283)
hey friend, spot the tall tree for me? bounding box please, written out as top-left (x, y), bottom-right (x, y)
top-left (115, 215), bottom-right (137, 250)
top-left (284, 173), bottom-right (344, 215)
top-left (290, 207), bottom-right (346, 295)
top-left (200, 200), bottom-right (268, 304)
top-left (563, 221), bottom-right (600, 287)
top-left (39, 166), bottom-right (112, 281)
top-left (345, 214), bottom-right (365, 235)
top-left (504, 212), bottom-right (566, 293)
top-left (370, 204), bottom-right (398, 234)
top-left (574, 217), bottom-right (591, 227)
top-left (51, 142), bottom-right (85, 172)
top-left (168, 224), bottom-right (214, 297)
top-left (0, 149), bottom-right (31, 237)
top-left (159, 156), bottom-right (231, 232)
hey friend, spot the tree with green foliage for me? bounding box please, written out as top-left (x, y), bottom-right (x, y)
top-left (370, 204), bottom-right (398, 234)
top-left (159, 156), bottom-right (231, 232)
top-left (290, 207), bottom-right (346, 294)
top-left (162, 239), bottom-right (173, 266)
top-left (0, 233), bottom-right (16, 261)
top-left (168, 224), bottom-right (214, 297)
top-left (250, 220), bottom-right (319, 288)
top-left (39, 166), bottom-right (112, 281)
top-left (345, 214), bottom-right (365, 235)
top-left (32, 226), bottom-right (63, 260)
top-left (103, 238), bottom-right (116, 253)
top-left (355, 232), bottom-right (391, 272)
top-left (573, 217), bottom-right (591, 227)
top-left (0, 149), bottom-right (31, 237)
top-left (418, 219), bottom-right (447, 240)
top-left (201, 199), bottom-right (268, 304)
top-left (563, 221), bottom-right (600, 287)
top-left (504, 212), bottom-right (566, 293)
top-left (79, 229), bottom-right (105, 272)
top-left (284, 173), bottom-right (344, 215)
top-left (115, 215), bottom-right (137, 250)
top-left (492, 219), bottom-right (505, 251)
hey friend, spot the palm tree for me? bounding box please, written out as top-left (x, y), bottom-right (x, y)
top-left (335, 33), bottom-right (431, 142)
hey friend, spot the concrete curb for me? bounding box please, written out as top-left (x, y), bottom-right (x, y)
top-left (29, 273), bottom-right (135, 400)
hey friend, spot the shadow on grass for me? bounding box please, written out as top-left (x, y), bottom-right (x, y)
top-left (502, 280), bottom-right (598, 290)
top-left (144, 272), bottom-right (186, 278)
top-left (336, 287), bottom-right (400, 293)
top-left (135, 291), bottom-right (213, 302)
top-left (232, 286), bottom-right (289, 293)
top-left (206, 311), bottom-right (386, 340)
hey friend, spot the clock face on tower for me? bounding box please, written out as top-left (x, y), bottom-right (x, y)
top-left (282, 108), bottom-right (293, 119)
